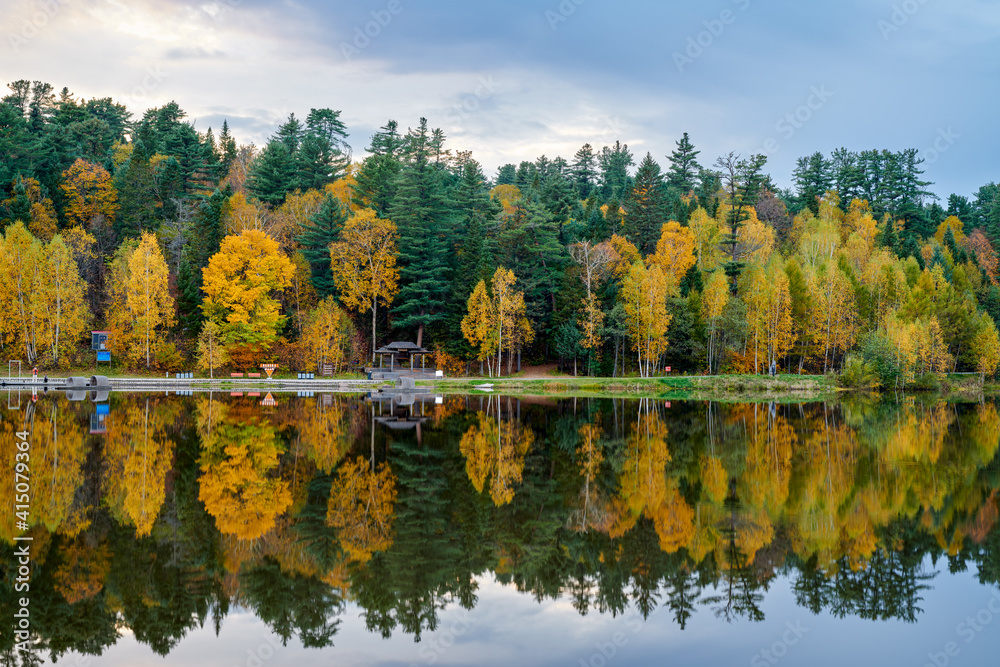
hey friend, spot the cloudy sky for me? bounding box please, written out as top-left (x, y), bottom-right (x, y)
top-left (4, 0), bottom-right (998, 198)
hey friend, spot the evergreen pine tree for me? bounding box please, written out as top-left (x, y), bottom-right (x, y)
top-left (352, 120), bottom-right (404, 216)
top-left (626, 153), bottom-right (669, 254)
top-left (665, 132), bottom-right (701, 195)
top-left (389, 119), bottom-right (457, 347)
top-left (298, 193), bottom-right (347, 297)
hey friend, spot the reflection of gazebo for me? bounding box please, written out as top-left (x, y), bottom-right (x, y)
top-left (373, 342), bottom-right (431, 372)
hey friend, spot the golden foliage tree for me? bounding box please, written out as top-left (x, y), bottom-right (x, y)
top-left (808, 262), bottom-right (858, 372)
top-left (621, 261), bottom-right (672, 377)
top-left (650, 221), bottom-right (697, 286)
top-left (60, 158), bottom-right (118, 229)
top-left (39, 235), bottom-right (90, 365)
top-left (461, 268), bottom-right (533, 377)
top-left (329, 209), bottom-right (399, 362)
top-left (702, 270), bottom-right (730, 374)
top-left (126, 232), bottom-right (175, 368)
top-left (971, 314), bottom-right (1000, 380)
top-left (202, 228), bottom-right (295, 347)
top-left (301, 296), bottom-right (356, 373)
top-left (196, 320), bottom-right (230, 378)
top-left (569, 240), bottom-right (614, 364)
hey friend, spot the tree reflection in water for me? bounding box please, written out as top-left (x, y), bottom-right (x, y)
top-left (1, 393), bottom-right (999, 661)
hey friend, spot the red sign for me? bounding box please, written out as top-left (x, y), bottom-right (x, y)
top-left (666, 366), bottom-right (672, 373)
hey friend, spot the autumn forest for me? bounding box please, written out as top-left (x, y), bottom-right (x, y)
top-left (4, 79), bottom-right (1000, 384)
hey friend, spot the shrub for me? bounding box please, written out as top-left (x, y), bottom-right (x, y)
top-left (839, 354), bottom-right (880, 389)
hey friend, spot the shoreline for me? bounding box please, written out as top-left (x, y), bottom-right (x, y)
top-left (2, 372), bottom-right (989, 401)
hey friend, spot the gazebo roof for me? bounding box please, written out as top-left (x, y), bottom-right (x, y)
top-left (374, 341), bottom-right (430, 354)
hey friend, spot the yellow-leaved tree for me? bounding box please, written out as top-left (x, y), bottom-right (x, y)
top-left (329, 209), bottom-right (399, 362)
top-left (569, 240), bottom-right (614, 371)
top-left (702, 270), bottom-right (730, 374)
top-left (460, 267), bottom-right (533, 377)
top-left (195, 320), bottom-right (230, 378)
top-left (60, 158), bottom-right (118, 229)
top-left (301, 296), bottom-right (357, 374)
top-left (0, 222), bottom-right (43, 364)
top-left (129, 232), bottom-right (174, 368)
top-left (201, 228), bottom-right (295, 348)
top-left (39, 235), bottom-right (90, 365)
top-left (971, 314), bottom-right (1000, 381)
top-left (621, 261), bottom-right (672, 377)
top-left (106, 232), bottom-right (174, 368)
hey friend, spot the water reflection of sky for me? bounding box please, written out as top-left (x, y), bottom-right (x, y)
top-left (54, 566), bottom-right (1000, 667)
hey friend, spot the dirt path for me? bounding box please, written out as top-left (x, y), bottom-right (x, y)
top-left (513, 364), bottom-right (569, 379)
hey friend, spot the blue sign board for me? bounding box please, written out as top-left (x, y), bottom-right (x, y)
top-left (97, 350), bottom-right (111, 362)
top-left (95, 403), bottom-right (110, 415)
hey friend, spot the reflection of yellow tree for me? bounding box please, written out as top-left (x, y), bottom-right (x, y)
top-left (29, 399), bottom-right (89, 534)
top-left (609, 406), bottom-right (670, 538)
top-left (652, 485), bottom-right (695, 553)
top-left (326, 456), bottom-right (397, 562)
top-left (295, 397), bottom-right (352, 474)
top-left (570, 422), bottom-right (613, 532)
top-left (104, 398), bottom-right (178, 537)
top-left (53, 539), bottom-right (111, 604)
top-left (459, 405), bottom-right (534, 506)
top-left (199, 411), bottom-right (291, 540)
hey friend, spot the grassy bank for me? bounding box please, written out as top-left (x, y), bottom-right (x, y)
top-left (420, 374), bottom-right (840, 402)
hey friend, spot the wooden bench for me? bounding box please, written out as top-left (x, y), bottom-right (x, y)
top-left (230, 372), bottom-right (244, 378)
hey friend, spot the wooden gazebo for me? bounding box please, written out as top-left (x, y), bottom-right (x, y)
top-left (374, 342), bottom-right (431, 372)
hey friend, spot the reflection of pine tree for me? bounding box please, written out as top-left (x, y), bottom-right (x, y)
top-left (704, 500), bottom-right (765, 623)
top-left (349, 418), bottom-right (470, 641)
top-left (239, 558), bottom-right (343, 647)
top-left (664, 560), bottom-right (701, 630)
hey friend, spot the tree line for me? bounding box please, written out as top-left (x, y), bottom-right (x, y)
top-left (3, 78), bottom-right (1000, 383)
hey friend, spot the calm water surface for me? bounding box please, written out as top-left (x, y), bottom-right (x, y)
top-left (3, 391), bottom-right (1000, 666)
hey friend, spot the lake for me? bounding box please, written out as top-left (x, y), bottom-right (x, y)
top-left (3, 390), bottom-right (1000, 666)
